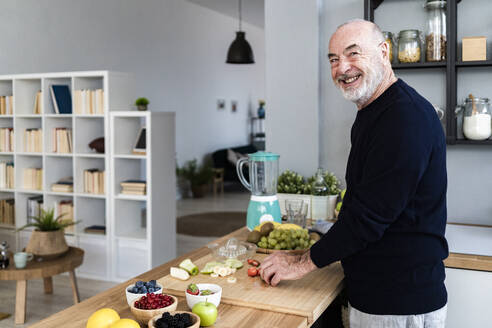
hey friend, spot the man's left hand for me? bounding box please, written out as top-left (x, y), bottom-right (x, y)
top-left (259, 250), bottom-right (318, 287)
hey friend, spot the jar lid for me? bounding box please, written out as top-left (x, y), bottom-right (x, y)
top-left (399, 30), bottom-right (420, 39)
top-left (465, 97), bottom-right (489, 103)
top-left (425, 1), bottom-right (446, 9)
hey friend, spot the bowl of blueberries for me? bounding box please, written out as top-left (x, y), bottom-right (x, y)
top-left (126, 279), bottom-right (163, 306)
top-left (149, 311), bottom-right (200, 328)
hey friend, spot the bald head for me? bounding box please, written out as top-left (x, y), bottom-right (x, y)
top-left (328, 19), bottom-right (396, 109)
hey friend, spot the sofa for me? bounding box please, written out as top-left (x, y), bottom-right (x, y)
top-left (211, 144), bottom-right (257, 183)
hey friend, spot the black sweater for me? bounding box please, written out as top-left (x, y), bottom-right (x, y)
top-left (310, 79), bottom-right (448, 315)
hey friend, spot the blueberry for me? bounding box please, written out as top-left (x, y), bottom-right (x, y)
top-left (148, 287), bottom-right (154, 293)
top-left (141, 286), bottom-right (147, 293)
top-left (155, 286), bottom-right (161, 291)
top-left (135, 281), bottom-right (144, 288)
top-left (149, 279), bottom-right (156, 287)
top-left (132, 287), bottom-right (139, 293)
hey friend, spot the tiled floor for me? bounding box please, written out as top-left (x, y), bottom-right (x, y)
top-left (0, 191), bottom-right (249, 327)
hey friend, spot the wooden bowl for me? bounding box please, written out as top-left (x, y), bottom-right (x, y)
top-left (148, 311), bottom-right (200, 328)
top-left (256, 247), bottom-right (306, 255)
top-left (130, 294), bottom-right (178, 325)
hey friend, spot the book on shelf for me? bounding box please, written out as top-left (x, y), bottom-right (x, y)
top-left (24, 128), bottom-right (42, 152)
top-left (23, 168), bottom-right (42, 190)
top-left (0, 95), bottom-right (13, 115)
top-left (50, 85), bottom-right (72, 114)
top-left (0, 198), bottom-right (15, 225)
top-left (74, 89), bottom-right (104, 115)
top-left (0, 128), bottom-right (14, 152)
top-left (54, 200), bottom-right (74, 233)
top-left (33, 91), bottom-right (42, 114)
top-left (0, 162), bottom-right (14, 189)
top-left (84, 168), bottom-right (105, 194)
top-left (51, 176), bottom-right (73, 193)
top-left (51, 128), bottom-right (72, 153)
top-left (26, 195), bottom-right (43, 225)
top-left (84, 225), bottom-right (106, 235)
top-left (120, 179), bottom-right (146, 195)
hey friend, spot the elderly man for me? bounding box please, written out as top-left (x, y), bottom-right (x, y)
top-left (259, 19), bottom-right (448, 327)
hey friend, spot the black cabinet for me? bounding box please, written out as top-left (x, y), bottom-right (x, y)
top-left (364, 0), bottom-right (492, 145)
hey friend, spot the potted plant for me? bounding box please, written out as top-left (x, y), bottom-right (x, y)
top-left (177, 159), bottom-right (214, 198)
top-left (17, 208), bottom-right (78, 259)
top-left (135, 97), bottom-right (150, 111)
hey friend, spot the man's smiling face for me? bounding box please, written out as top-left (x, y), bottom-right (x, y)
top-left (328, 22), bottom-right (386, 107)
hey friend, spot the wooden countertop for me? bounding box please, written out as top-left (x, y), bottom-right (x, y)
top-left (31, 228), bottom-right (340, 328)
top-left (446, 252), bottom-right (492, 272)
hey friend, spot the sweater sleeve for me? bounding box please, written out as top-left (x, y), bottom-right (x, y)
top-left (310, 103), bottom-right (433, 268)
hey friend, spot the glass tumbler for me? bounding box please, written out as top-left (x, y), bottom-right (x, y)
top-left (285, 199), bottom-right (308, 228)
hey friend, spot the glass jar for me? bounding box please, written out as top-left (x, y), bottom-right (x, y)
top-left (398, 30), bottom-right (422, 63)
top-left (425, 0), bottom-right (447, 62)
top-left (382, 31), bottom-right (395, 63)
top-left (462, 97), bottom-right (491, 140)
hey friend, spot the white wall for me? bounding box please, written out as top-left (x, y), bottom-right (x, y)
top-left (265, 0), bottom-right (320, 177)
top-left (0, 0), bottom-right (265, 165)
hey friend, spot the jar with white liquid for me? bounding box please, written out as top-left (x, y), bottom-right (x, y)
top-left (462, 97), bottom-right (491, 140)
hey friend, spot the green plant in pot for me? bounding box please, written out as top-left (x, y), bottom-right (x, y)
top-left (135, 97), bottom-right (149, 111)
top-left (17, 208), bottom-right (78, 259)
top-left (177, 159), bottom-right (214, 198)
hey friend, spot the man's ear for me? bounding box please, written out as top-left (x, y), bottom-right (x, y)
top-left (380, 40), bottom-right (391, 62)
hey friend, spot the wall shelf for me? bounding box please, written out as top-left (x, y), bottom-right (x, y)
top-left (365, 0), bottom-right (491, 146)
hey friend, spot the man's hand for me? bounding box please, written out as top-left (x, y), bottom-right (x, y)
top-left (259, 250), bottom-right (318, 287)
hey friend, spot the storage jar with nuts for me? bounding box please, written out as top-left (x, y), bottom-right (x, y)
top-left (425, 0), bottom-right (447, 61)
top-left (398, 30), bottom-right (422, 63)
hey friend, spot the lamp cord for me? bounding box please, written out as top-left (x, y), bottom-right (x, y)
top-left (239, 0), bottom-right (242, 31)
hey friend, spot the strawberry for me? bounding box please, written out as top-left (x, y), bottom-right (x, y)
top-left (186, 283), bottom-right (199, 295)
top-left (248, 267), bottom-right (259, 277)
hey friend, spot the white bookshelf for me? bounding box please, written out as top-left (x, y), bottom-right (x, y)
top-left (110, 111), bottom-right (176, 281)
top-left (0, 70), bottom-right (141, 281)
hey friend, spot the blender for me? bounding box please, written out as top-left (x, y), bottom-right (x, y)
top-left (236, 151), bottom-right (282, 230)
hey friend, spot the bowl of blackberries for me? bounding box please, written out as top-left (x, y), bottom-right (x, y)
top-left (126, 279), bottom-right (163, 306)
top-left (149, 311), bottom-right (200, 328)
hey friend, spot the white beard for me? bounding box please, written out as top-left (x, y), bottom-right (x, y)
top-left (337, 60), bottom-right (385, 107)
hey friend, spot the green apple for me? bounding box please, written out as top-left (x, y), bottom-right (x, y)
top-left (341, 189), bottom-right (346, 200)
top-left (192, 301), bottom-right (218, 327)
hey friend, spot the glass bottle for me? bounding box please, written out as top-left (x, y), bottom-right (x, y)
top-left (311, 168), bottom-right (328, 221)
top-left (257, 100), bottom-right (265, 119)
top-left (397, 30), bottom-right (422, 63)
top-left (424, 0), bottom-right (447, 62)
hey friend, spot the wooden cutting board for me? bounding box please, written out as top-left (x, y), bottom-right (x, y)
top-left (158, 253), bottom-right (344, 323)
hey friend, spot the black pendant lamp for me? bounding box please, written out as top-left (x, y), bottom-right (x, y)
top-left (226, 0), bottom-right (255, 64)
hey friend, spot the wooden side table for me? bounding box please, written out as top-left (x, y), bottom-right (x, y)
top-left (0, 247), bottom-right (84, 324)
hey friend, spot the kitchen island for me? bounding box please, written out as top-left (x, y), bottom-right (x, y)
top-left (30, 227), bottom-right (344, 328)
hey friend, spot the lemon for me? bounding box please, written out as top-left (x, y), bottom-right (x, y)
top-left (109, 319), bottom-right (140, 328)
top-left (86, 308), bottom-right (120, 328)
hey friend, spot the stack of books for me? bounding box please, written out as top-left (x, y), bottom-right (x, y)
top-left (23, 168), bottom-right (42, 190)
top-left (0, 198), bottom-right (15, 225)
top-left (52, 128), bottom-right (72, 153)
top-left (0, 95), bottom-right (13, 115)
top-left (73, 89), bottom-right (104, 115)
top-left (84, 169), bottom-right (105, 194)
top-left (51, 176), bottom-right (73, 193)
top-left (120, 180), bottom-right (146, 195)
top-left (24, 128), bottom-right (42, 152)
top-left (54, 200), bottom-right (74, 233)
top-left (27, 195), bottom-right (43, 224)
top-left (84, 225), bottom-right (106, 235)
top-left (33, 91), bottom-right (42, 114)
top-left (0, 128), bottom-right (14, 152)
top-left (0, 162), bottom-right (14, 189)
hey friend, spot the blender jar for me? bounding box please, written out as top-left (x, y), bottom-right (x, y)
top-left (236, 151), bottom-right (279, 196)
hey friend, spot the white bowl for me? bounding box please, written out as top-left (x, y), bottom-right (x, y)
top-left (125, 282), bottom-right (163, 306)
top-left (185, 283), bottom-right (222, 310)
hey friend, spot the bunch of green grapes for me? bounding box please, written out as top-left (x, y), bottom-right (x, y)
top-left (257, 228), bottom-right (317, 250)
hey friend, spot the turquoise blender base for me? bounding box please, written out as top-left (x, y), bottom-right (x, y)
top-left (246, 196), bottom-right (282, 231)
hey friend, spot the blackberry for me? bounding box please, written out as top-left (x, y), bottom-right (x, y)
top-left (176, 322), bottom-right (185, 328)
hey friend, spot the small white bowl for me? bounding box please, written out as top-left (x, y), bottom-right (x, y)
top-left (185, 283), bottom-right (222, 310)
top-left (125, 282), bottom-right (163, 306)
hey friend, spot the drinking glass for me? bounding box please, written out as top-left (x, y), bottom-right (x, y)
top-left (285, 199), bottom-right (308, 228)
